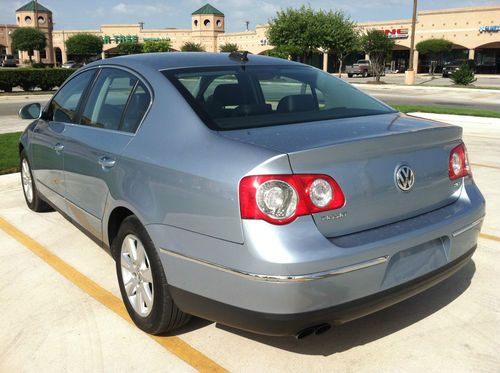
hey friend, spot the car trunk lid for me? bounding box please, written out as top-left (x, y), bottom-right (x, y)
top-left (220, 113), bottom-right (463, 237)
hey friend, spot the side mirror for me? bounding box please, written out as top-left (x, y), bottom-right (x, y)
top-left (19, 103), bottom-right (42, 120)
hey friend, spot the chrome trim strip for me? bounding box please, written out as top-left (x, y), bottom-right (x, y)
top-left (159, 248), bottom-right (389, 282)
top-left (452, 218), bottom-right (484, 237)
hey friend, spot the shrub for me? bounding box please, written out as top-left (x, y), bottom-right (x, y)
top-left (0, 72), bottom-right (18, 92)
top-left (18, 72), bottom-right (37, 91)
top-left (0, 69), bottom-right (77, 92)
top-left (450, 64), bottom-right (477, 86)
top-left (219, 43), bottom-right (239, 53)
top-left (181, 42), bottom-right (205, 52)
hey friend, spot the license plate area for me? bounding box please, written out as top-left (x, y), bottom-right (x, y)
top-left (382, 237), bottom-right (449, 289)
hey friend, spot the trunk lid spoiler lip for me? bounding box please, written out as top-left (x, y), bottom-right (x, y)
top-left (219, 113), bottom-right (462, 155)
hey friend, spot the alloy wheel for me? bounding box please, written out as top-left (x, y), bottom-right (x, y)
top-left (21, 158), bottom-right (33, 203)
top-left (120, 234), bottom-right (155, 317)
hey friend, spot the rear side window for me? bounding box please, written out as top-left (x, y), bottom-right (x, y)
top-left (80, 69), bottom-right (138, 131)
top-left (121, 82), bottom-right (150, 133)
top-left (47, 69), bottom-right (95, 123)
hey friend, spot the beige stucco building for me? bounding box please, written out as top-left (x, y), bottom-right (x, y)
top-left (1, 1), bottom-right (500, 74)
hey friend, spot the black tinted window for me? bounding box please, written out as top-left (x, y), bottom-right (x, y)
top-left (121, 82), bottom-right (150, 133)
top-left (80, 69), bottom-right (138, 131)
top-left (165, 66), bottom-right (394, 131)
top-left (48, 70), bottom-right (95, 123)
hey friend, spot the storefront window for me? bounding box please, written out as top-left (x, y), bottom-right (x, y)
top-left (475, 49), bottom-right (500, 74)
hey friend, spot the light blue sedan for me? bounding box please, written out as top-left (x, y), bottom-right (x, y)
top-left (18, 52), bottom-right (485, 338)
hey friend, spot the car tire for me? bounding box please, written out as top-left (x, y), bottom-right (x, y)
top-left (362, 70), bottom-right (368, 77)
top-left (20, 150), bottom-right (51, 212)
top-left (347, 73), bottom-right (353, 78)
top-left (114, 215), bottom-right (191, 335)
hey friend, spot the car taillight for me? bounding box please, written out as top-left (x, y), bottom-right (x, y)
top-left (239, 174), bottom-right (345, 225)
top-left (449, 143), bottom-right (471, 180)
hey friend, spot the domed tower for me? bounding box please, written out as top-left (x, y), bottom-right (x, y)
top-left (15, 1), bottom-right (54, 64)
top-left (191, 3), bottom-right (225, 52)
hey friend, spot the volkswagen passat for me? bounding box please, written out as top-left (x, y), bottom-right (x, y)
top-left (18, 53), bottom-right (485, 338)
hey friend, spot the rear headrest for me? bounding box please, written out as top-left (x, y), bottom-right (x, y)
top-left (277, 94), bottom-right (317, 113)
top-left (212, 84), bottom-right (247, 106)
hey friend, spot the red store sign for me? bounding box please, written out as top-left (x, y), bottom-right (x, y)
top-left (384, 28), bottom-right (409, 39)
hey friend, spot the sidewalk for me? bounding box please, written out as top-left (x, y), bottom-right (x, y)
top-left (0, 116), bottom-right (30, 134)
top-left (341, 73), bottom-right (500, 89)
top-left (408, 112), bottom-right (500, 127)
top-left (352, 83), bottom-right (500, 94)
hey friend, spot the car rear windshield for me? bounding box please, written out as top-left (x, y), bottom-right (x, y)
top-left (163, 65), bottom-right (395, 131)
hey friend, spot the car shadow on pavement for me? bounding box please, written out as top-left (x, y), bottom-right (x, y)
top-left (215, 260), bottom-right (476, 356)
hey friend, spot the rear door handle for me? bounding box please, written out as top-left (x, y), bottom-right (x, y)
top-left (98, 156), bottom-right (116, 169)
top-left (53, 143), bottom-right (64, 154)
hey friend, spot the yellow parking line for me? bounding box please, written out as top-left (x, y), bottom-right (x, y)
top-left (0, 216), bottom-right (228, 373)
top-left (471, 163), bottom-right (500, 171)
top-left (480, 232), bottom-right (500, 242)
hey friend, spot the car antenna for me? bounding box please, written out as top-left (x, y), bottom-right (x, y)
top-left (229, 51), bottom-right (249, 63)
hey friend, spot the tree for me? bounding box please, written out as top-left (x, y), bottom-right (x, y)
top-left (10, 27), bottom-right (46, 64)
top-left (267, 6), bottom-right (324, 63)
top-left (416, 38), bottom-right (453, 76)
top-left (219, 43), bottom-right (239, 53)
top-left (319, 11), bottom-right (359, 77)
top-left (360, 30), bottom-right (395, 82)
top-left (117, 42), bottom-right (144, 55)
top-left (66, 33), bottom-right (103, 63)
top-left (143, 39), bottom-right (172, 53)
top-left (266, 45), bottom-right (296, 59)
top-left (181, 42), bottom-right (205, 52)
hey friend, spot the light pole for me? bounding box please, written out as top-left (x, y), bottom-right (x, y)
top-left (405, 0), bottom-right (418, 85)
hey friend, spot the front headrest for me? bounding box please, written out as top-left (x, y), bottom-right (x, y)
top-left (277, 94), bottom-right (317, 113)
top-left (212, 84), bottom-right (247, 106)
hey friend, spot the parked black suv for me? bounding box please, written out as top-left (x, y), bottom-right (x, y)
top-left (442, 60), bottom-right (476, 78)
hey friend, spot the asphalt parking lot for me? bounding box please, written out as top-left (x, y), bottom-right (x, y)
top-left (0, 113), bottom-right (499, 372)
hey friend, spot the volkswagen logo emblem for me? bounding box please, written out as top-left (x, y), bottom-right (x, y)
top-left (395, 165), bottom-right (415, 191)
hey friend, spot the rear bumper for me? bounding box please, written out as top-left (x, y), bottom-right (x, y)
top-left (151, 179), bottom-right (484, 336)
top-left (169, 245), bottom-right (476, 336)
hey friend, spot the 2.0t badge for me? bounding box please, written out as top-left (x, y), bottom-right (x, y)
top-left (395, 165), bottom-right (415, 191)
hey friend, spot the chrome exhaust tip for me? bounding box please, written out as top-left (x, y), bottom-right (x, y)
top-left (295, 323), bottom-right (331, 339)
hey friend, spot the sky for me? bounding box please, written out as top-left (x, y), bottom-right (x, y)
top-left (1, 0), bottom-right (499, 32)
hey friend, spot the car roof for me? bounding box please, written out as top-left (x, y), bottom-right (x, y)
top-left (88, 52), bottom-right (304, 71)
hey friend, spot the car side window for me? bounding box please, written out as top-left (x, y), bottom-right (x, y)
top-left (80, 69), bottom-right (138, 131)
top-left (121, 81), bottom-right (151, 133)
top-left (47, 70), bottom-right (95, 123)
